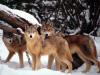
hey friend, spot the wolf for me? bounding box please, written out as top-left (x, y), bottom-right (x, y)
top-left (3, 31), bottom-right (26, 68)
top-left (24, 25), bottom-right (73, 73)
top-left (41, 21), bottom-right (100, 73)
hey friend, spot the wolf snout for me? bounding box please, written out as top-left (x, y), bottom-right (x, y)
top-left (9, 39), bottom-right (12, 43)
top-left (45, 34), bottom-right (48, 38)
top-left (45, 34), bottom-right (48, 37)
top-left (30, 35), bottom-right (32, 38)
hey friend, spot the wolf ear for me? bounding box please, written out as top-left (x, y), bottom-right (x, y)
top-left (37, 26), bottom-right (41, 35)
top-left (33, 24), bottom-right (38, 29)
top-left (25, 25), bottom-right (29, 31)
top-left (50, 22), bottom-right (54, 27)
top-left (41, 21), bottom-right (46, 26)
top-left (47, 20), bottom-right (54, 27)
top-left (33, 24), bottom-right (42, 35)
top-left (46, 20), bottom-right (51, 24)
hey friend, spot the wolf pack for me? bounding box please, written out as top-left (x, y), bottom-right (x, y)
top-left (1, 21), bottom-right (100, 73)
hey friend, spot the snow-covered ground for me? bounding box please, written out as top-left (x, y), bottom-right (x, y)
top-left (0, 4), bottom-right (100, 75)
top-left (0, 29), bottom-right (100, 75)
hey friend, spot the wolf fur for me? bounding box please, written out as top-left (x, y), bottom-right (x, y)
top-left (24, 25), bottom-right (73, 73)
top-left (3, 31), bottom-right (26, 68)
top-left (41, 21), bottom-right (100, 73)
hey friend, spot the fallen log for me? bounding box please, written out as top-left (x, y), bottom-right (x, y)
top-left (0, 10), bottom-right (32, 31)
top-left (0, 23), bottom-right (19, 34)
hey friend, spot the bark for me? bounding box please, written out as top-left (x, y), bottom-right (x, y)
top-left (0, 10), bottom-right (32, 31)
top-left (0, 23), bottom-right (19, 34)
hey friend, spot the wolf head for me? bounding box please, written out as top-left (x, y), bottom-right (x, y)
top-left (41, 21), bottom-right (55, 37)
top-left (24, 25), bottom-right (38, 40)
top-left (3, 32), bottom-right (14, 44)
top-left (5, 36), bottom-right (13, 44)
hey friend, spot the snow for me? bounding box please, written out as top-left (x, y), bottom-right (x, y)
top-left (43, 1), bottom-right (57, 7)
top-left (0, 3), bottom-right (100, 75)
top-left (97, 28), bottom-right (100, 37)
top-left (0, 4), bottom-right (12, 13)
top-left (0, 30), bottom-right (100, 75)
top-left (94, 37), bottom-right (100, 57)
top-left (0, 4), bottom-right (41, 26)
top-left (84, 9), bottom-right (90, 23)
top-left (12, 9), bottom-right (41, 26)
top-left (67, 27), bottom-right (81, 35)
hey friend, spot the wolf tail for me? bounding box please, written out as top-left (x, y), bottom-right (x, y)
top-left (65, 42), bottom-right (73, 62)
top-left (82, 36), bottom-right (97, 59)
top-left (89, 37), bottom-right (97, 58)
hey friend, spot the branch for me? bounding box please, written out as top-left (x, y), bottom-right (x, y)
top-left (0, 23), bottom-right (19, 34)
top-left (0, 10), bottom-right (32, 31)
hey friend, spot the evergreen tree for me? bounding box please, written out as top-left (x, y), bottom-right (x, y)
top-left (0, 0), bottom-right (100, 35)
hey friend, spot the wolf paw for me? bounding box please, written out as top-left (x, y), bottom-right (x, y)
top-left (20, 64), bottom-right (24, 68)
top-left (82, 70), bottom-right (88, 73)
top-left (97, 70), bottom-right (100, 73)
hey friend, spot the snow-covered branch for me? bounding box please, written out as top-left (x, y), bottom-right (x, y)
top-left (0, 4), bottom-right (41, 31)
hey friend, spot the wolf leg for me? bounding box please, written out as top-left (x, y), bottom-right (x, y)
top-left (18, 51), bottom-right (24, 68)
top-left (94, 61), bottom-right (100, 73)
top-left (78, 53), bottom-right (92, 73)
top-left (97, 61), bottom-right (100, 73)
top-left (32, 55), bottom-right (36, 70)
top-left (58, 57), bottom-right (72, 73)
top-left (35, 55), bottom-right (41, 70)
top-left (55, 59), bottom-right (61, 71)
top-left (90, 59), bottom-right (100, 73)
top-left (63, 59), bottom-right (72, 73)
top-left (48, 55), bottom-right (54, 69)
top-left (5, 51), bottom-right (15, 63)
top-left (82, 62), bottom-right (92, 73)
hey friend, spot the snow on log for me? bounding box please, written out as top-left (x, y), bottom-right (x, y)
top-left (12, 9), bottom-right (41, 26)
top-left (0, 4), bottom-right (41, 31)
top-left (0, 10), bottom-right (31, 30)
